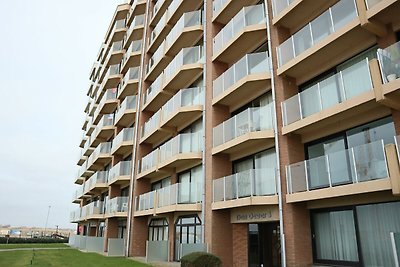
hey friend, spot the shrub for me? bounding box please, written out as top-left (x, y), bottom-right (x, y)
top-left (180, 252), bottom-right (222, 267)
top-left (0, 237), bottom-right (68, 244)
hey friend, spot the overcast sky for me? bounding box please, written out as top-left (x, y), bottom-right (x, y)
top-left (0, 0), bottom-right (123, 229)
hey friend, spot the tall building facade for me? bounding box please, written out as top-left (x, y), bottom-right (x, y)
top-left (70, 0), bottom-right (400, 266)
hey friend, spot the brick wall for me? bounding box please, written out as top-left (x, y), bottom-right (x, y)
top-left (232, 224), bottom-right (248, 267)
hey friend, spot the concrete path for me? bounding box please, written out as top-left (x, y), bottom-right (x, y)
top-left (0, 247), bottom-right (72, 252)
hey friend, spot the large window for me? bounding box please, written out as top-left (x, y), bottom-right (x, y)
top-left (312, 202), bottom-right (400, 266)
top-left (178, 165), bottom-right (202, 203)
top-left (175, 215), bottom-right (202, 260)
top-left (148, 218), bottom-right (168, 242)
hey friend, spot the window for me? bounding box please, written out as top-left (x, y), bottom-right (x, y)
top-left (118, 220), bottom-right (126, 239)
top-left (148, 218), bottom-right (168, 241)
top-left (178, 165), bottom-right (202, 203)
top-left (175, 215), bottom-right (202, 260)
top-left (312, 202), bottom-right (400, 266)
top-left (151, 177), bottom-right (171, 191)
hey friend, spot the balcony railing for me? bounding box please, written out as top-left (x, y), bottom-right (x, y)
top-left (377, 41), bottom-right (400, 83)
top-left (112, 127), bottom-right (134, 153)
top-left (139, 149), bottom-right (159, 173)
top-left (213, 51), bottom-right (270, 98)
top-left (160, 86), bottom-right (204, 123)
top-left (87, 142), bottom-right (112, 167)
top-left (286, 140), bottom-right (389, 194)
top-left (147, 40), bottom-right (166, 73)
top-left (122, 40), bottom-right (142, 66)
top-left (213, 4), bottom-right (266, 56)
top-left (212, 0), bottom-right (229, 17)
top-left (143, 75), bottom-right (163, 106)
top-left (159, 132), bottom-right (202, 163)
top-left (213, 169), bottom-right (277, 202)
top-left (157, 182), bottom-right (203, 208)
top-left (152, 0), bottom-right (165, 20)
top-left (85, 171), bottom-right (109, 192)
top-left (70, 209), bottom-right (81, 222)
top-left (213, 104), bottom-right (274, 147)
top-left (282, 58), bottom-right (372, 126)
top-left (72, 186), bottom-right (84, 201)
top-left (99, 88), bottom-right (117, 107)
top-left (92, 114), bottom-right (114, 140)
top-left (141, 109), bottom-right (161, 139)
top-left (150, 12), bottom-right (168, 46)
top-left (121, 67), bottom-right (140, 88)
top-left (126, 14), bottom-right (145, 37)
top-left (365, 0), bottom-right (383, 9)
top-left (82, 201), bottom-right (105, 218)
top-left (115, 19), bottom-right (126, 31)
top-left (106, 64), bottom-right (121, 78)
top-left (277, 0), bottom-right (358, 67)
top-left (395, 135), bottom-right (400, 164)
top-left (135, 191), bottom-right (156, 211)
top-left (165, 10), bottom-right (203, 51)
top-left (271, 0), bottom-right (294, 17)
top-left (108, 161), bottom-right (132, 184)
top-left (111, 40), bottom-right (123, 52)
top-left (164, 45), bottom-right (204, 83)
top-left (115, 95), bottom-right (137, 122)
top-left (106, 197), bottom-right (129, 214)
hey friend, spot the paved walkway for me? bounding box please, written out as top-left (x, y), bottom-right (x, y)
top-left (0, 247), bottom-right (72, 252)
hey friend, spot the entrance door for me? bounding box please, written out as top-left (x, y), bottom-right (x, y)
top-left (248, 222), bottom-right (281, 267)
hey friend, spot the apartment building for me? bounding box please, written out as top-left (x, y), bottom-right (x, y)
top-left (70, 0), bottom-right (400, 266)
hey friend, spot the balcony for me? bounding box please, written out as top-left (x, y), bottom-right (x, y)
top-left (150, 0), bottom-right (173, 27)
top-left (77, 149), bottom-right (87, 166)
top-left (140, 109), bottom-right (166, 145)
top-left (364, 0), bottom-right (400, 25)
top-left (108, 161), bottom-right (132, 185)
top-left (87, 142), bottom-right (112, 171)
top-left (78, 161), bottom-right (94, 180)
top-left (129, 0), bottom-right (146, 19)
top-left (89, 101), bottom-right (98, 117)
top-left (281, 59), bottom-right (383, 138)
top-left (79, 133), bottom-right (88, 148)
top-left (83, 171), bottom-right (108, 195)
top-left (146, 40), bottom-right (170, 81)
top-left (285, 139), bottom-right (400, 202)
top-left (105, 197), bottom-right (129, 218)
top-left (166, 0), bottom-right (203, 25)
top-left (376, 42), bottom-right (400, 110)
top-left (101, 64), bottom-right (123, 91)
top-left (81, 201), bottom-right (105, 220)
top-left (165, 10), bottom-right (203, 57)
top-left (83, 136), bottom-right (94, 157)
top-left (142, 75), bottom-right (164, 112)
top-left (212, 169), bottom-right (278, 210)
top-left (70, 209), bottom-right (81, 223)
top-left (111, 127), bottom-right (135, 156)
top-left (212, 4), bottom-right (267, 64)
top-left (271, 0), bottom-right (338, 29)
top-left (72, 186), bottom-right (84, 204)
top-left (85, 117), bottom-right (96, 137)
top-left (277, 0), bottom-right (375, 83)
top-left (104, 41), bottom-right (125, 68)
top-left (95, 89), bottom-right (118, 121)
top-left (148, 12), bottom-right (171, 54)
top-left (160, 86), bottom-right (203, 131)
top-left (137, 149), bottom-right (159, 179)
top-left (212, 0), bottom-right (259, 24)
top-left (213, 105), bottom-right (274, 160)
top-left (82, 115), bottom-right (89, 131)
top-left (134, 182), bottom-right (202, 216)
top-left (115, 95), bottom-right (137, 127)
top-left (118, 66), bottom-right (140, 100)
top-left (91, 114), bottom-right (115, 147)
top-left (107, 19), bottom-right (127, 45)
top-left (124, 14), bottom-right (145, 51)
top-left (158, 132), bottom-right (202, 172)
top-left (121, 40), bottom-right (142, 74)
top-left (213, 51), bottom-right (271, 111)
top-left (162, 46), bottom-right (204, 96)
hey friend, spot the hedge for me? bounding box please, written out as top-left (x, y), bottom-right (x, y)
top-left (180, 252), bottom-right (222, 267)
top-left (0, 237), bottom-right (68, 244)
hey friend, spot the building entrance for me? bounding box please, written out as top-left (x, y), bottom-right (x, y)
top-left (248, 222), bottom-right (281, 267)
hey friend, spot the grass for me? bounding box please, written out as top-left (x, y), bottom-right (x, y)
top-left (0, 243), bottom-right (68, 249)
top-left (0, 247), bottom-right (151, 267)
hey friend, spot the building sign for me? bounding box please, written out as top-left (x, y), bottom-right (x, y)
top-left (231, 206), bottom-right (279, 223)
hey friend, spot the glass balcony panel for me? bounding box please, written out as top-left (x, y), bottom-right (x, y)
top-left (213, 178), bottom-right (224, 201)
top-left (140, 150), bottom-right (158, 172)
top-left (278, 38), bottom-right (294, 66)
top-left (342, 59), bottom-right (372, 99)
top-left (310, 10), bottom-right (333, 44)
top-left (331, 0), bottom-right (357, 31)
top-left (245, 4), bottom-right (265, 25)
top-left (350, 140), bottom-right (388, 182)
top-left (141, 109), bottom-right (161, 138)
top-left (234, 56), bottom-right (248, 83)
top-left (143, 75), bottom-right (162, 106)
top-left (161, 87), bottom-right (203, 122)
top-left (365, 0), bottom-right (382, 9)
top-left (213, 0), bottom-right (228, 16)
top-left (319, 75), bottom-right (342, 110)
top-left (306, 156), bottom-right (330, 189)
top-left (237, 171), bottom-right (252, 198)
top-left (272, 0), bottom-right (292, 16)
top-left (287, 162), bottom-right (307, 193)
top-left (293, 25), bottom-right (312, 56)
top-left (254, 169), bottom-right (277, 195)
top-left (248, 52), bottom-right (269, 74)
top-left (224, 174), bottom-right (235, 200)
top-left (300, 84), bottom-right (321, 117)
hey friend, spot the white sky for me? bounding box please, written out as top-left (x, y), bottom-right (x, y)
top-left (0, 0), bottom-right (123, 229)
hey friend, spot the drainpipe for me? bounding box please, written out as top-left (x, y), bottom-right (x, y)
top-left (201, 0), bottom-right (207, 246)
top-left (263, 1), bottom-right (286, 267)
top-left (126, 0), bottom-right (152, 257)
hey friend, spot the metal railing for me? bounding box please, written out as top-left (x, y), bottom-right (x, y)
top-left (108, 161), bottom-right (132, 184)
top-left (286, 140), bottom-right (389, 194)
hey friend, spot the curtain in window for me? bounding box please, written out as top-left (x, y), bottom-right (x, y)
top-left (357, 202), bottom-right (400, 267)
top-left (313, 210), bottom-right (359, 262)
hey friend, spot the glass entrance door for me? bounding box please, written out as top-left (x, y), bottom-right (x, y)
top-left (248, 222), bottom-right (281, 267)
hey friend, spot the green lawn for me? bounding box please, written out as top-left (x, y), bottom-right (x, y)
top-left (0, 248), bottom-right (151, 267)
top-left (0, 243), bottom-right (68, 249)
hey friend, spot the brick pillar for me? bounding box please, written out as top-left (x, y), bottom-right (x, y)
top-left (167, 214), bottom-right (175, 261)
top-left (232, 224), bottom-right (248, 267)
top-left (104, 218), bottom-right (119, 252)
top-left (267, 1), bottom-right (313, 266)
